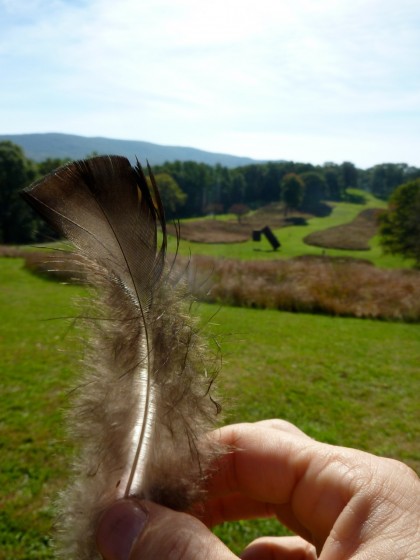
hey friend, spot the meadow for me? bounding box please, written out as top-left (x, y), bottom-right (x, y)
top-left (186, 254), bottom-right (420, 321)
top-left (165, 190), bottom-right (414, 268)
top-left (19, 189), bottom-right (420, 321)
top-left (1, 256), bottom-right (419, 558)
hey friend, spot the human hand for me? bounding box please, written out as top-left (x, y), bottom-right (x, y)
top-left (96, 420), bottom-right (420, 559)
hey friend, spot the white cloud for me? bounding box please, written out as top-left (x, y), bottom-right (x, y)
top-left (1, 0), bottom-right (419, 166)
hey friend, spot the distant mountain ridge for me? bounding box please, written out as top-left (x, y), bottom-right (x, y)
top-left (0, 132), bottom-right (260, 168)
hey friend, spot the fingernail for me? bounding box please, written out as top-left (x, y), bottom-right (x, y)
top-left (96, 500), bottom-right (148, 560)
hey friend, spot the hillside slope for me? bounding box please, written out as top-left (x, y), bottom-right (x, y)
top-left (0, 132), bottom-right (260, 167)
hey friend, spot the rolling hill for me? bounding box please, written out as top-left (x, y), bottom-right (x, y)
top-left (0, 132), bottom-right (260, 167)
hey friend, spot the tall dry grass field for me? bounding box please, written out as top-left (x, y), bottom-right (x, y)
top-left (187, 255), bottom-right (420, 321)
top-left (18, 250), bottom-right (420, 321)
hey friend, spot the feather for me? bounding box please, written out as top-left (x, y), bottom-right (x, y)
top-left (21, 156), bottom-right (221, 559)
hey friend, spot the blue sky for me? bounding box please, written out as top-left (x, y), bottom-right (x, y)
top-left (1, 0), bottom-right (419, 168)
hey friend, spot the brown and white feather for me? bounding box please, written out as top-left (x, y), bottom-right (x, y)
top-left (22, 156), bottom-right (221, 559)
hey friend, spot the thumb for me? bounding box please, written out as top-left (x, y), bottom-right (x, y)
top-left (96, 499), bottom-right (238, 560)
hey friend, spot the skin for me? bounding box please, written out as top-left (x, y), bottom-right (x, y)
top-left (96, 420), bottom-right (420, 560)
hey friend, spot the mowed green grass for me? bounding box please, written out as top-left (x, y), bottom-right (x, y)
top-left (0, 259), bottom-right (81, 559)
top-left (167, 190), bottom-right (412, 268)
top-left (1, 257), bottom-right (419, 558)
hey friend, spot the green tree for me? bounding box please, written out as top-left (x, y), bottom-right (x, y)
top-left (280, 173), bottom-right (305, 215)
top-left (380, 179), bottom-right (420, 267)
top-left (322, 163), bottom-right (344, 200)
top-left (151, 173), bottom-right (187, 218)
top-left (37, 157), bottom-right (70, 176)
top-left (341, 161), bottom-right (358, 190)
top-left (228, 172), bottom-right (246, 207)
top-left (300, 171), bottom-right (327, 212)
top-left (0, 141), bottom-right (37, 243)
top-left (155, 161), bottom-right (213, 217)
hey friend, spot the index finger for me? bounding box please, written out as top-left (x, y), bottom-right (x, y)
top-left (207, 421), bottom-right (320, 502)
top-left (203, 421), bottom-right (362, 544)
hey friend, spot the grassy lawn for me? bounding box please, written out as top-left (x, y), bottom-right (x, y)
top-left (0, 259), bottom-right (82, 559)
top-left (1, 257), bottom-right (419, 557)
top-left (166, 190), bottom-right (412, 268)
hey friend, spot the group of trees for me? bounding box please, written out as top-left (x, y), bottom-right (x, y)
top-left (0, 141), bottom-right (68, 243)
top-left (360, 163), bottom-right (420, 199)
top-left (153, 160), bottom-right (420, 218)
top-left (153, 159), bottom-right (360, 218)
top-left (0, 139), bottom-right (419, 266)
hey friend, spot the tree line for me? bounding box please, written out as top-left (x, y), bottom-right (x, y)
top-left (1, 139), bottom-right (420, 253)
top-left (152, 160), bottom-right (420, 219)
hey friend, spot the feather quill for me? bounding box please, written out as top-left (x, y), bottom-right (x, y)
top-left (21, 156), bottom-right (221, 559)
